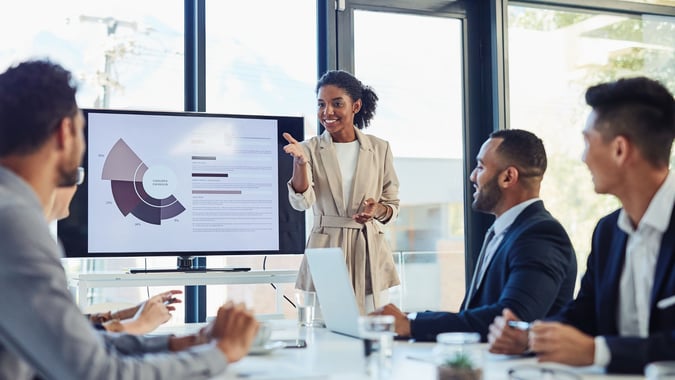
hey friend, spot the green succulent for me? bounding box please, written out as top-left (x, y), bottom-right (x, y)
top-left (442, 352), bottom-right (474, 369)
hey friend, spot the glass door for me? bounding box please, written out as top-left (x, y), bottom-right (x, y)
top-left (337, 1), bottom-right (467, 312)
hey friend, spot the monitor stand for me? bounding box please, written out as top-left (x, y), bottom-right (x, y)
top-left (130, 256), bottom-right (251, 274)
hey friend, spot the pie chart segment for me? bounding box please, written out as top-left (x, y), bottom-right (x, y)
top-left (130, 198), bottom-right (162, 225)
top-left (102, 139), bottom-right (144, 182)
top-left (110, 180), bottom-right (141, 216)
top-left (134, 178), bottom-right (163, 207)
top-left (160, 198), bottom-right (186, 220)
top-left (102, 138), bottom-right (185, 225)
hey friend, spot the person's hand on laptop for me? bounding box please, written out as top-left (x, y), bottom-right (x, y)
top-left (371, 303), bottom-right (411, 337)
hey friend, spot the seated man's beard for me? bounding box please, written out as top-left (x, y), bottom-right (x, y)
top-left (58, 166), bottom-right (79, 188)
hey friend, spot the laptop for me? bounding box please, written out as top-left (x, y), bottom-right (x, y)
top-left (304, 247), bottom-right (363, 338)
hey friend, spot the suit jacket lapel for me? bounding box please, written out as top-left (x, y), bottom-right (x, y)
top-left (350, 128), bottom-right (373, 215)
top-left (473, 201), bottom-right (542, 293)
top-left (650, 204), bottom-right (675, 310)
top-left (318, 132), bottom-right (345, 215)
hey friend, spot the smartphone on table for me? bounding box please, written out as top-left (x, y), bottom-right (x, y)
top-left (280, 339), bottom-right (307, 349)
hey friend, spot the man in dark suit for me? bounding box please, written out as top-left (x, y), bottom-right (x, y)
top-left (488, 77), bottom-right (675, 374)
top-left (373, 129), bottom-right (577, 341)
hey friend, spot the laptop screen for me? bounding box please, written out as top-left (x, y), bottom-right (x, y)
top-left (304, 248), bottom-right (363, 338)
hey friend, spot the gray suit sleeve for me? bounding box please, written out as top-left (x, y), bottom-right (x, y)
top-left (98, 332), bottom-right (171, 355)
top-left (0, 205), bottom-right (228, 380)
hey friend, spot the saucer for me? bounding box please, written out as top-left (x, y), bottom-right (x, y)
top-left (248, 341), bottom-right (285, 355)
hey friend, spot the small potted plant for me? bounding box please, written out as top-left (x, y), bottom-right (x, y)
top-left (436, 351), bottom-right (483, 380)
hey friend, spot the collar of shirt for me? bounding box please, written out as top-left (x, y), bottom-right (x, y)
top-left (0, 165), bottom-right (42, 208)
top-left (618, 171), bottom-right (675, 235)
top-left (492, 198), bottom-right (541, 237)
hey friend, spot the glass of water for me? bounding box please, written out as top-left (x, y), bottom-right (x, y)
top-left (294, 290), bottom-right (317, 327)
top-left (358, 315), bottom-right (396, 379)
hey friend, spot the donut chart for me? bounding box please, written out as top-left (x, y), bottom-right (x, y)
top-left (101, 139), bottom-right (185, 225)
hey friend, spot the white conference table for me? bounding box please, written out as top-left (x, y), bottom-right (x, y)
top-left (160, 320), bottom-right (645, 380)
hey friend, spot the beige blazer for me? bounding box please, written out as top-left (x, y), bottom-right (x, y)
top-left (288, 127), bottom-right (400, 313)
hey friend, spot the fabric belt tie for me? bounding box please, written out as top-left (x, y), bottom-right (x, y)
top-left (315, 215), bottom-right (378, 314)
top-left (317, 215), bottom-right (362, 229)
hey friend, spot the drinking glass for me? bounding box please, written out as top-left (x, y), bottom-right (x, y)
top-left (294, 290), bottom-right (317, 327)
top-left (358, 315), bottom-right (395, 379)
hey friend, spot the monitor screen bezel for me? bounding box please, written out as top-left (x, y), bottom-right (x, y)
top-left (57, 108), bottom-right (306, 258)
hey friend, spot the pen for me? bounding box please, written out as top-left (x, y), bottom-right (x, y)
top-left (164, 297), bottom-right (178, 305)
top-left (405, 355), bottom-right (435, 364)
top-left (507, 320), bottom-right (531, 331)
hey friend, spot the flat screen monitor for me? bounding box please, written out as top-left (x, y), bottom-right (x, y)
top-left (58, 109), bottom-right (306, 258)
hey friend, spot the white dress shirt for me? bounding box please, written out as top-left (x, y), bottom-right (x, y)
top-left (333, 140), bottom-right (360, 210)
top-left (594, 171), bottom-right (675, 367)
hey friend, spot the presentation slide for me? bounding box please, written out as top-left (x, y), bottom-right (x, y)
top-left (87, 112), bottom-right (280, 253)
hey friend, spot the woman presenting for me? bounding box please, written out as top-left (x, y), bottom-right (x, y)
top-left (283, 70), bottom-right (400, 314)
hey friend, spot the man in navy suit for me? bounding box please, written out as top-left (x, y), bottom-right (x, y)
top-left (488, 77), bottom-right (675, 374)
top-left (373, 129), bottom-right (577, 341)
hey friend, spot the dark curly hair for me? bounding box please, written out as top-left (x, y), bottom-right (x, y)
top-left (0, 59), bottom-right (79, 156)
top-left (585, 76), bottom-right (675, 168)
top-left (316, 70), bottom-right (378, 129)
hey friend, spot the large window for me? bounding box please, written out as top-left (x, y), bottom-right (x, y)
top-left (0, 1), bottom-right (318, 321)
top-left (353, 10), bottom-right (466, 312)
top-left (0, 0), bottom-right (186, 316)
top-left (0, 0), bottom-right (184, 109)
top-left (205, 1), bottom-right (317, 125)
top-left (507, 4), bottom-right (675, 276)
top-left (203, 0), bottom-right (318, 318)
